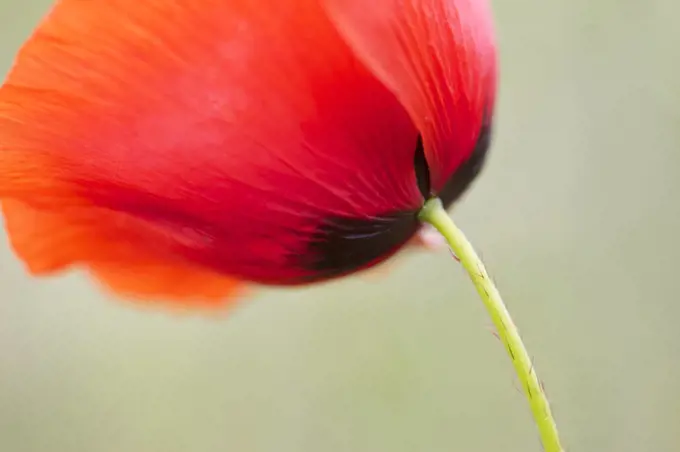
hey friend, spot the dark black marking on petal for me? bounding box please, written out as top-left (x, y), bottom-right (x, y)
top-left (302, 211), bottom-right (419, 280)
top-left (302, 110), bottom-right (493, 278)
top-left (414, 135), bottom-right (431, 198)
top-left (439, 111), bottom-right (493, 208)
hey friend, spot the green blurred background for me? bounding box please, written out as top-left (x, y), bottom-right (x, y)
top-left (1, 1), bottom-right (679, 451)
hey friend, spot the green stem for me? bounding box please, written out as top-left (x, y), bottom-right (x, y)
top-left (418, 197), bottom-right (563, 452)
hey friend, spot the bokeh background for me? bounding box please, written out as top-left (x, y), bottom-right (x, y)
top-left (1, 1), bottom-right (678, 451)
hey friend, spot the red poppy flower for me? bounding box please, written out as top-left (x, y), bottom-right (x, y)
top-left (0, 0), bottom-right (497, 308)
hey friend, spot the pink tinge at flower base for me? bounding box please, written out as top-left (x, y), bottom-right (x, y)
top-left (0, 0), bottom-right (497, 308)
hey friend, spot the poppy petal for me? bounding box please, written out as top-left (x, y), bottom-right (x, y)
top-left (2, 199), bottom-right (243, 307)
top-left (0, 0), bottom-right (426, 298)
top-left (323, 0), bottom-right (498, 191)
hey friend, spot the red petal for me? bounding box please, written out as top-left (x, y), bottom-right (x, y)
top-left (0, 0), bottom-right (423, 297)
top-left (323, 0), bottom-right (498, 190)
top-left (2, 200), bottom-right (243, 307)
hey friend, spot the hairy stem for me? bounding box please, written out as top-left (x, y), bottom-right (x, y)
top-left (418, 197), bottom-right (563, 452)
